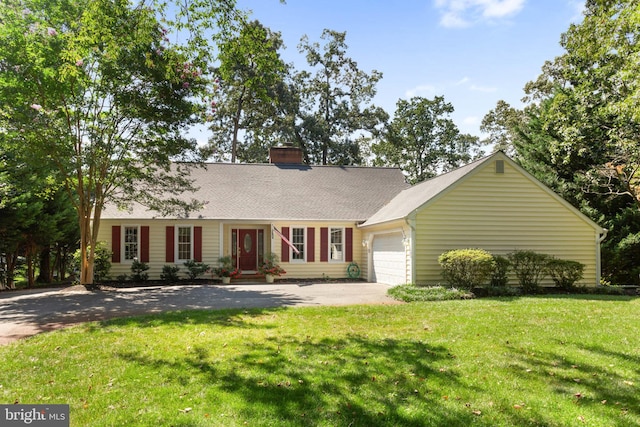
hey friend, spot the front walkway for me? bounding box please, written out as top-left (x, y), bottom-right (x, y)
top-left (0, 282), bottom-right (400, 345)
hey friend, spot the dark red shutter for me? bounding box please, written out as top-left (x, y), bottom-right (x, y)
top-left (166, 226), bottom-right (175, 262)
top-left (320, 227), bottom-right (328, 262)
top-left (140, 226), bottom-right (150, 263)
top-left (111, 226), bottom-right (121, 263)
top-left (194, 226), bottom-right (202, 262)
top-left (345, 227), bottom-right (353, 262)
top-left (307, 227), bottom-right (315, 262)
top-left (281, 227), bottom-right (290, 262)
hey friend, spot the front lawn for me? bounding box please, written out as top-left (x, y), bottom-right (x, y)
top-left (1, 296), bottom-right (638, 426)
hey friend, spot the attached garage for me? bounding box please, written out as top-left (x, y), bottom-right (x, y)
top-left (360, 152), bottom-right (607, 287)
top-left (371, 232), bottom-right (407, 285)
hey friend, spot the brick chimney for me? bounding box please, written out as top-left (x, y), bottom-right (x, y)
top-left (269, 143), bottom-right (304, 164)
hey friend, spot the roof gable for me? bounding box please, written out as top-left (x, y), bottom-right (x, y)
top-left (360, 155), bottom-right (490, 227)
top-left (102, 162), bottom-right (410, 221)
top-left (360, 152), bottom-right (603, 232)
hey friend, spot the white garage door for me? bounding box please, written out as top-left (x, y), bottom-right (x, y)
top-left (372, 233), bottom-right (406, 285)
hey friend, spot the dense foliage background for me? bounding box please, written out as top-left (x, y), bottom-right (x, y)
top-left (1, 0), bottom-right (638, 285)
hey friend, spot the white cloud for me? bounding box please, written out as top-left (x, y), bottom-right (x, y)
top-left (440, 11), bottom-right (471, 28)
top-left (481, 0), bottom-right (524, 18)
top-left (455, 76), bottom-right (471, 86)
top-left (470, 84), bottom-right (497, 92)
top-left (434, 0), bottom-right (526, 28)
top-left (405, 84), bottom-right (436, 98)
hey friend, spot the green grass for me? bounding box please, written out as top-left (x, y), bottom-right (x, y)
top-left (1, 296), bottom-right (639, 426)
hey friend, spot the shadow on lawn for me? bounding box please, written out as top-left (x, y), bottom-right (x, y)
top-left (87, 306), bottom-right (285, 332)
top-left (505, 340), bottom-right (640, 426)
top-left (0, 285), bottom-right (307, 343)
top-left (116, 327), bottom-right (484, 426)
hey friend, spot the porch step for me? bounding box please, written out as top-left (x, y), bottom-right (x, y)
top-left (230, 275), bottom-right (265, 284)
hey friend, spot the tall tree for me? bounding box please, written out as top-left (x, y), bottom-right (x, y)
top-left (35, 188), bottom-right (78, 284)
top-left (296, 29), bottom-right (387, 165)
top-left (518, 0), bottom-right (640, 284)
top-left (0, 0), bottom-right (239, 285)
top-left (373, 96), bottom-right (482, 184)
top-left (524, 0), bottom-right (640, 210)
top-left (208, 20), bottom-right (288, 163)
top-left (480, 100), bottom-right (526, 156)
top-left (0, 143), bottom-right (75, 288)
top-left (0, 153), bottom-right (40, 289)
top-left (480, 1), bottom-right (640, 284)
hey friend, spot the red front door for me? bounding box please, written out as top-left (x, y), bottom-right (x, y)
top-left (238, 229), bottom-right (258, 271)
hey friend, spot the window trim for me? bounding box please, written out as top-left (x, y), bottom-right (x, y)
top-left (121, 225), bottom-right (140, 263)
top-left (290, 226), bottom-right (306, 263)
top-left (329, 227), bottom-right (345, 263)
top-left (175, 225), bottom-right (194, 262)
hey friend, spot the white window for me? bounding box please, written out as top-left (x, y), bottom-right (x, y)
top-left (176, 226), bottom-right (193, 261)
top-left (123, 226), bottom-right (139, 261)
top-left (291, 227), bottom-right (305, 262)
top-left (330, 228), bottom-right (344, 262)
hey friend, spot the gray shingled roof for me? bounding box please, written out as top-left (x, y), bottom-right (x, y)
top-left (359, 155), bottom-right (491, 227)
top-left (102, 163), bottom-right (410, 221)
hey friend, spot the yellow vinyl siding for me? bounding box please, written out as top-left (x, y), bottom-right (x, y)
top-left (414, 160), bottom-right (598, 286)
top-left (270, 221), bottom-right (363, 280)
top-left (97, 219), bottom-right (221, 280)
top-left (100, 219), bottom-right (363, 281)
top-left (357, 235), bottom-right (369, 280)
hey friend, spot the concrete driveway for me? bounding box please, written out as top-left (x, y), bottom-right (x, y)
top-left (0, 282), bottom-right (399, 345)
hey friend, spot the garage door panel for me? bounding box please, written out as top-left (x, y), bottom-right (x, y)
top-left (372, 233), bottom-right (406, 285)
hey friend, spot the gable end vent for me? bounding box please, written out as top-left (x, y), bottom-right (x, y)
top-left (495, 160), bottom-right (505, 174)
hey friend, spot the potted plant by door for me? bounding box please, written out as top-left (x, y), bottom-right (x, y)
top-left (258, 253), bottom-right (286, 283)
top-left (212, 256), bottom-right (241, 284)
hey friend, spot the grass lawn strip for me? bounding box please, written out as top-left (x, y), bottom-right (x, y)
top-left (0, 295), bottom-right (638, 426)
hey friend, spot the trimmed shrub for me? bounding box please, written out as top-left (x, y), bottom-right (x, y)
top-left (160, 265), bottom-right (181, 283)
top-left (507, 250), bottom-right (550, 294)
top-left (184, 260), bottom-right (210, 279)
top-left (490, 255), bottom-right (511, 287)
top-left (546, 258), bottom-right (584, 290)
top-left (130, 259), bottom-right (149, 282)
top-left (438, 249), bottom-right (496, 290)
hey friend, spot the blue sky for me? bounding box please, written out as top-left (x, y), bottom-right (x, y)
top-left (233, 0), bottom-right (585, 138)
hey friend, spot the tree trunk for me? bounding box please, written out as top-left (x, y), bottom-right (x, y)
top-left (231, 87), bottom-right (246, 163)
top-left (60, 246), bottom-right (69, 281)
top-left (37, 246), bottom-right (52, 283)
top-left (293, 128), bottom-right (310, 165)
top-left (53, 244), bottom-right (68, 282)
top-left (79, 213), bottom-right (95, 286)
top-left (5, 251), bottom-right (17, 289)
top-left (0, 254), bottom-right (6, 290)
top-left (53, 245), bottom-right (62, 282)
top-left (76, 163), bottom-right (107, 287)
top-left (25, 243), bottom-right (37, 288)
